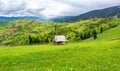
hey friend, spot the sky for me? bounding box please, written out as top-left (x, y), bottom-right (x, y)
top-left (0, 0), bottom-right (120, 18)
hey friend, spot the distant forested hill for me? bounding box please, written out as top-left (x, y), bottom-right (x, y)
top-left (0, 20), bottom-right (9, 25)
top-left (0, 16), bottom-right (45, 21)
top-left (1, 6), bottom-right (120, 22)
top-left (51, 5), bottom-right (120, 22)
top-left (0, 17), bottom-right (118, 45)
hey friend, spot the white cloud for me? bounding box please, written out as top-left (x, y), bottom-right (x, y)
top-left (40, 1), bottom-right (71, 18)
top-left (0, 0), bottom-right (120, 18)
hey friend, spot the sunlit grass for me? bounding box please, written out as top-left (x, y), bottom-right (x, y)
top-left (86, 21), bottom-right (120, 42)
top-left (0, 18), bottom-right (120, 71)
top-left (0, 40), bottom-right (120, 71)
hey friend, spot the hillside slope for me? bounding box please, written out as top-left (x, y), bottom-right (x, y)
top-left (86, 18), bottom-right (120, 41)
top-left (0, 18), bottom-right (118, 45)
top-left (0, 35), bottom-right (120, 71)
top-left (52, 5), bottom-right (120, 22)
top-left (97, 24), bottom-right (120, 40)
top-left (0, 19), bottom-right (120, 71)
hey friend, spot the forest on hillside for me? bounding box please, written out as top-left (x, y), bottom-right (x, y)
top-left (0, 17), bottom-right (118, 45)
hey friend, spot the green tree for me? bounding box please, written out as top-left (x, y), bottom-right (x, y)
top-left (100, 27), bottom-right (103, 33)
top-left (93, 30), bottom-right (97, 39)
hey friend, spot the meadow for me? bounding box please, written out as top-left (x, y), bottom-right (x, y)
top-left (0, 35), bottom-right (120, 71)
top-left (0, 18), bottom-right (120, 71)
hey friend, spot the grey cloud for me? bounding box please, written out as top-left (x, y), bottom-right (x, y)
top-left (26, 8), bottom-right (45, 17)
top-left (53, 0), bottom-right (120, 16)
top-left (0, 0), bottom-right (26, 15)
top-left (0, 0), bottom-right (45, 17)
top-left (54, 0), bottom-right (120, 8)
top-left (0, 0), bottom-right (120, 18)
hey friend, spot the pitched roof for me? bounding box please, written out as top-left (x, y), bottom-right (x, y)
top-left (54, 35), bottom-right (67, 42)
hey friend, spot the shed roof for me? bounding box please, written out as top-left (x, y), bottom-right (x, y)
top-left (53, 35), bottom-right (67, 42)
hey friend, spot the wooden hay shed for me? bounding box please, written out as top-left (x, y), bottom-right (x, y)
top-left (53, 35), bottom-right (67, 45)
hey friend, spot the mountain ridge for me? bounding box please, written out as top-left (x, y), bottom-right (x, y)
top-left (0, 5), bottom-right (120, 22)
top-left (51, 5), bottom-right (120, 22)
top-left (0, 16), bottom-right (46, 21)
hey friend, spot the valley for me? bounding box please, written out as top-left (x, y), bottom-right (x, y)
top-left (0, 18), bottom-right (120, 71)
top-left (0, 2), bottom-right (120, 70)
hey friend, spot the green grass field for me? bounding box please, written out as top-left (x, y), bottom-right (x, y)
top-left (0, 19), bottom-right (120, 71)
top-left (0, 40), bottom-right (120, 71)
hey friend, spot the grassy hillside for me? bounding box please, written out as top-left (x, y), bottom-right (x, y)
top-left (86, 18), bottom-right (120, 41)
top-left (97, 24), bottom-right (120, 40)
top-left (100, 18), bottom-right (120, 39)
top-left (0, 18), bottom-right (119, 71)
top-left (0, 40), bottom-right (120, 71)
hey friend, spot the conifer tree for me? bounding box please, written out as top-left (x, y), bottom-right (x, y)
top-left (93, 30), bottom-right (97, 39)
